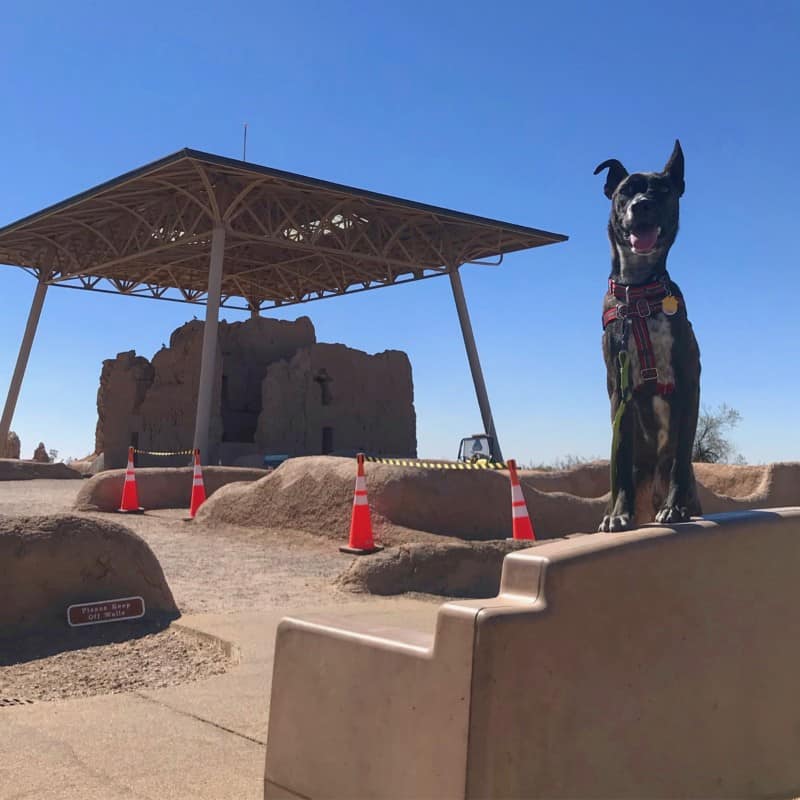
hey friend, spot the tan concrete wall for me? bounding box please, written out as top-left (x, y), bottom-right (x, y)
top-left (266, 607), bottom-right (475, 799)
top-left (264, 508), bottom-right (800, 799)
top-left (465, 510), bottom-right (800, 798)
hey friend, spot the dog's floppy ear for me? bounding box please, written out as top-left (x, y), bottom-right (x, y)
top-left (593, 159), bottom-right (628, 199)
top-left (664, 139), bottom-right (685, 196)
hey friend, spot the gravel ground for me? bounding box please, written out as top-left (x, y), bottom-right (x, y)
top-left (0, 478), bottom-right (366, 701)
top-left (1, 622), bottom-right (229, 703)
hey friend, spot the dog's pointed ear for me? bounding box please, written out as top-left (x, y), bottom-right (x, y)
top-left (593, 159), bottom-right (628, 199)
top-left (664, 139), bottom-right (685, 196)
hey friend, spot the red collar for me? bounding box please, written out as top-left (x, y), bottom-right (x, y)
top-left (608, 277), bottom-right (669, 302)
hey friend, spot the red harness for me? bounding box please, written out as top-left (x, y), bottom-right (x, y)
top-left (602, 278), bottom-right (675, 395)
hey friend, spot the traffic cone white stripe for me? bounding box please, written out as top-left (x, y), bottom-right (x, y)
top-left (506, 458), bottom-right (536, 541)
top-left (340, 453), bottom-right (382, 554)
top-left (188, 448), bottom-right (207, 518)
top-left (118, 446), bottom-right (143, 512)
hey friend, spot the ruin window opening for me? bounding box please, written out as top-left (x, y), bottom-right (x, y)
top-left (322, 427), bottom-right (334, 455)
top-left (314, 368), bottom-right (333, 406)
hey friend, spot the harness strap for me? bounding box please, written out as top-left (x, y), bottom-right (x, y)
top-left (630, 316), bottom-right (658, 381)
top-left (602, 299), bottom-right (663, 328)
top-left (603, 279), bottom-right (672, 387)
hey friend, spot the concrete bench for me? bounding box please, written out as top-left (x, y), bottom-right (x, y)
top-left (264, 508), bottom-right (800, 799)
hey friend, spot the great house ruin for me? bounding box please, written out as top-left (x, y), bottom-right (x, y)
top-left (96, 316), bottom-right (416, 469)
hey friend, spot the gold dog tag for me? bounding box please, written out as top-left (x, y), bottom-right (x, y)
top-left (662, 295), bottom-right (679, 315)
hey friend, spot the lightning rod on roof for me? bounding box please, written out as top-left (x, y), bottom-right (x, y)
top-left (242, 123), bottom-right (248, 161)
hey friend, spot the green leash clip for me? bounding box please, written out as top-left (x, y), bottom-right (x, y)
top-left (610, 350), bottom-right (632, 501)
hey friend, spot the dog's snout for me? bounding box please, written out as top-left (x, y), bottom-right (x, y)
top-left (630, 196), bottom-right (655, 214)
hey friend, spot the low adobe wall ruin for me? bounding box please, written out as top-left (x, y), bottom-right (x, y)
top-left (0, 514), bottom-right (177, 639)
top-left (197, 457), bottom-right (800, 545)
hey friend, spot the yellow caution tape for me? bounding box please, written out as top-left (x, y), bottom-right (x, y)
top-left (363, 456), bottom-right (507, 470)
top-left (133, 449), bottom-right (194, 456)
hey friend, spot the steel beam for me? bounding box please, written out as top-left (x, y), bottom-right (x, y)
top-left (192, 225), bottom-right (226, 464)
top-left (0, 279), bottom-right (48, 457)
top-left (448, 266), bottom-right (503, 462)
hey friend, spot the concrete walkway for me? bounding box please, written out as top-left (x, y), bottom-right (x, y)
top-left (1, 599), bottom-right (440, 800)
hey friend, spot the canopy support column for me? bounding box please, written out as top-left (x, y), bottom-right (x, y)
top-left (0, 278), bottom-right (48, 457)
top-left (448, 265), bottom-right (503, 462)
top-left (193, 225), bottom-right (226, 465)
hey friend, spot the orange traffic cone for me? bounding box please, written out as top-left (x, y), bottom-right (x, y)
top-left (340, 453), bottom-right (383, 555)
top-left (507, 459), bottom-right (536, 541)
top-left (117, 446), bottom-right (144, 513)
top-left (189, 449), bottom-right (206, 518)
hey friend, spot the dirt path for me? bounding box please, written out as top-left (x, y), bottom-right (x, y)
top-left (0, 479), bottom-right (357, 615)
top-left (0, 479), bottom-right (367, 702)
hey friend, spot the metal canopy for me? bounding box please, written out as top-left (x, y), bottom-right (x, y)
top-left (0, 149), bottom-right (567, 311)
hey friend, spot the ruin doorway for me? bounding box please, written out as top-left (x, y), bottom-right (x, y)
top-left (220, 373), bottom-right (260, 443)
top-left (322, 426), bottom-right (333, 455)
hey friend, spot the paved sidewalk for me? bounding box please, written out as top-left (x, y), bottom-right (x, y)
top-left (1, 599), bottom-right (440, 800)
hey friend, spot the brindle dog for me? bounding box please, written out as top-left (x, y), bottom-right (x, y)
top-left (595, 140), bottom-right (701, 532)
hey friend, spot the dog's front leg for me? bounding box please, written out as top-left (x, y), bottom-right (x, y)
top-left (656, 383), bottom-right (701, 523)
top-left (599, 400), bottom-right (636, 531)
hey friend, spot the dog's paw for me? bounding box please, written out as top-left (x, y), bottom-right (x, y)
top-left (598, 513), bottom-right (634, 532)
top-left (655, 505), bottom-right (691, 524)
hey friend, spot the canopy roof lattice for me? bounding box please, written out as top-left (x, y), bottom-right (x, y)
top-left (0, 149), bottom-right (566, 311)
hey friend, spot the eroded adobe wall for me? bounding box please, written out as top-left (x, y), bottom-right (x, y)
top-left (97, 317), bottom-right (316, 467)
top-left (4, 431), bottom-right (21, 459)
top-left (218, 316), bottom-right (316, 445)
top-left (257, 343), bottom-right (416, 457)
top-left (95, 351), bottom-right (155, 468)
top-left (135, 322), bottom-right (208, 461)
top-left (95, 316), bottom-right (415, 467)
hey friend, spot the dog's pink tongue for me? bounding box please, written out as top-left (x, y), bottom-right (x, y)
top-left (630, 228), bottom-right (659, 253)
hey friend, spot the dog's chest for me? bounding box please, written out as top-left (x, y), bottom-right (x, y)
top-left (627, 315), bottom-right (675, 390)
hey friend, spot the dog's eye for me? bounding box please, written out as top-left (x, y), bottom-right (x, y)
top-left (652, 181), bottom-right (671, 194)
top-left (620, 180), bottom-right (643, 196)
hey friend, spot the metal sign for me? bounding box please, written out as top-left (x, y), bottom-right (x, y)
top-left (67, 596), bottom-right (145, 627)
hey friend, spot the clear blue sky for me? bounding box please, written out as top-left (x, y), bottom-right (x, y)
top-left (1, 0), bottom-right (798, 465)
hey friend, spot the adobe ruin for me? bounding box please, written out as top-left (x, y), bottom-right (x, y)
top-left (4, 431), bottom-right (20, 459)
top-left (95, 316), bottom-right (416, 469)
